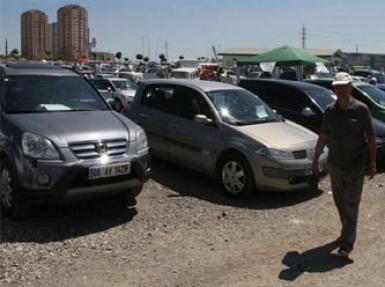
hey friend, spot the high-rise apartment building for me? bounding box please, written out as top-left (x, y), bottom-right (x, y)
top-left (21, 10), bottom-right (48, 60)
top-left (47, 22), bottom-right (59, 59)
top-left (57, 4), bottom-right (89, 61)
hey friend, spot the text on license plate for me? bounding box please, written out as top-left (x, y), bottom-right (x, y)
top-left (89, 163), bottom-right (131, 180)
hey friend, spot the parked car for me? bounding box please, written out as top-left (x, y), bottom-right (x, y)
top-left (95, 73), bottom-right (116, 79)
top-left (129, 79), bottom-right (328, 196)
top-left (307, 78), bottom-right (385, 123)
top-left (170, 67), bottom-right (199, 80)
top-left (239, 79), bottom-right (385, 164)
top-left (91, 78), bottom-right (137, 111)
top-left (0, 64), bottom-right (151, 218)
top-left (352, 69), bottom-right (385, 84)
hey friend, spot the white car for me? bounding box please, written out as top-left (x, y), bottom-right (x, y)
top-left (92, 78), bottom-right (137, 105)
top-left (171, 67), bottom-right (199, 80)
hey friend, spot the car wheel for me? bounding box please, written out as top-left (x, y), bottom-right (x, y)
top-left (0, 158), bottom-right (31, 219)
top-left (219, 153), bottom-right (255, 196)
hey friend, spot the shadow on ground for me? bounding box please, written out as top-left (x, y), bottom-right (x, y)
top-left (279, 241), bottom-right (353, 281)
top-left (151, 158), bottom-right (323, 210)
top-left (1, 195), bottom-right (137, 244)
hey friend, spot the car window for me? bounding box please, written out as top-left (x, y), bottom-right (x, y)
top-left (172, 87), bottom-right (214, 120)
top-left (352, 87), bottom-right (372, 107)
top-left (141, 85), bottom-right (176, 113)
top-left (5, 76), bottom-right (109, 113)
top-left (207, 89), bottom-right (278, 125)
top-left (304, 87), bottom-right (336, 110)
top-left (93, 80), bottom-right (111, 90)
top-left (358, 85), bottom-right (385, 106)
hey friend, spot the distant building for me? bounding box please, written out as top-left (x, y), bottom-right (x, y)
top-left (47, 22), bottom-right (59, 59)
top-left (58, 4), bottom-right (89, 61)
top-left (346, 52), bottom-right (385, 68)
top-left (21, 10), bottom-right (48, 60)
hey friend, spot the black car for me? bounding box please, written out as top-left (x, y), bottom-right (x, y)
top-left (239, 79), bottom-right (385, 165)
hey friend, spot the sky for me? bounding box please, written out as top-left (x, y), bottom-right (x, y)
top-left (1, 0), bottom-right (385, 60)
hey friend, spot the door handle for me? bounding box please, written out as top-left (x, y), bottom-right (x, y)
top-left (168, 122), bottom-right (179, 128)
top-left (139, 113), bottom-right (149, 119)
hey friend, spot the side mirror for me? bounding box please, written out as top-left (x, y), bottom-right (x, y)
top-left (301, 107), bottom-right (316, 117)
top-left (194, 114), bottom-right (213, 125)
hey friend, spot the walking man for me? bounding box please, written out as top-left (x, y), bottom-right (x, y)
top-left (311, 72), bottom-right (377, 257)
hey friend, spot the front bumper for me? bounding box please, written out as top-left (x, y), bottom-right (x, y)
top-left (17, 152), bottom-right (151, 202)
top-left (251, 153), bottom-right (328, 192)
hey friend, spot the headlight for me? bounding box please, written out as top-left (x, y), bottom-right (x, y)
top-left (135, 128), bottom-right (148, 155)
top-left (255, 147), bottom-right (294, 160)
top-left (22, 132), bottom-right (60, 160)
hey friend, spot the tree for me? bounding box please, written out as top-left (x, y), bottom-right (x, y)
top-left (90, 52), bottom-right (97, 60)
top-left (143, 57), bottom-right (149, 62)
top-left (10, 48), bottom-right (19, 58)
top-left (115, 51), bottom-right (122, 60)
top-left (45, 50), bottom-right (52, 60)
top-left (124, 57), bottom-right (129, 63)
top-left (179, 55), bottom-right (184, 60)
top-left (136, 54), bottom-right (143, 61)
top-left (159, 53), bottom-right (167, 64)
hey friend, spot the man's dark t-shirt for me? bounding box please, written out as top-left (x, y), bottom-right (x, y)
top-left (320, 99), bottom-right (375, 168)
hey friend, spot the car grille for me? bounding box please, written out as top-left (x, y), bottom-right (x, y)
top-left (70, 140), bottom-right (127, 159)
top-left (292, 150), bottom-right (307, 159)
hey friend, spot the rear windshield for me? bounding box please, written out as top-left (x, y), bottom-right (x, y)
top-left (4, 76), bottom-right (109, 113)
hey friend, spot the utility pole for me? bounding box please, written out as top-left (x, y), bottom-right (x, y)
top-left (301, 25), bottom-right (307, 49)
top-left (5, 38), bottom-right (8, 59)
top-left (165, 41), bottom-right (168, 60)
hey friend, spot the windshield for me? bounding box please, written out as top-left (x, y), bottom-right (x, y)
top-left (305, 87), bottom-right (336, 110)
top-left (358, 85), bottom-right (385, 106)
top-left (112, 80), bottom-right (137, 90)
top-left (5, 76), bottom-right (109, 113)
top-left (207, 89), bottom-right (279, 125)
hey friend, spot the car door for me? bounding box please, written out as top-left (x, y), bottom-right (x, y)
top-left (132, 84), bottom-right (176, 159)
top-left (266, 85), bottom-right (320, 132)
top-left (165, 86), bottom-right (221, 175)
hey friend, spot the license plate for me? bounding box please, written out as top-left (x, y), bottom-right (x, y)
top-left (89, 163), bottom-right (131, 180)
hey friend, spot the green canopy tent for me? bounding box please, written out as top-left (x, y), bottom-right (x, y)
top-left (237, 45), bottom-right (330, 80)
top-left (237, 45), bottom-right (330, 66)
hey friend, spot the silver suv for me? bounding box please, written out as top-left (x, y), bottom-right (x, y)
top-left (129, 80), bottom-right (328, 196)
top-left (0, 64), bottom-right (151, 219)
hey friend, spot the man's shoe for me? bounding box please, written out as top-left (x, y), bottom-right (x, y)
top-left (337, 247), bottom-right (350, 258)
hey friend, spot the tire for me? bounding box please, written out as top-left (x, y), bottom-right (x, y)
top-left (0, 158), bottom-right (31, 219)
top-left (218, 152), bottom-right (256, 196)
top-left (119, 184), bottom-right (143, 207)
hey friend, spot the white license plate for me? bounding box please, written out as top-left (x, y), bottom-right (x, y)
top-left (89, 163), bottom-right (131, 180)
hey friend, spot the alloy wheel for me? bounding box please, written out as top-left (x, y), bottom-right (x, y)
top-left (222, 161), bottom-right (246, 195)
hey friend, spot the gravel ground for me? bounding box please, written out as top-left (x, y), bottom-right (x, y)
top-left (1, 159), bottom-right (385, 287)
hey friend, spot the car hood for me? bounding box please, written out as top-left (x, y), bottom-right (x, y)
top-left (8, 111), bottom-right (135, 147)
top-left (118, 89), bottom-right (136, 98)
top-left (235, 120), bottom-right (317, 149)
